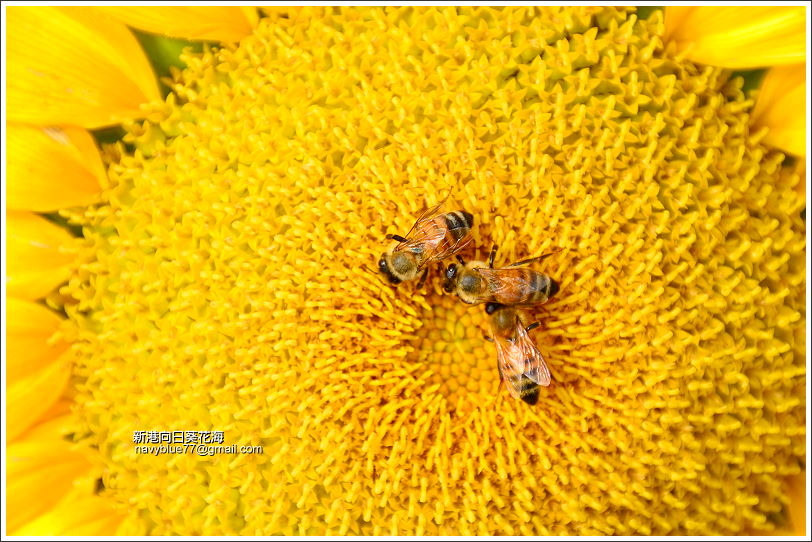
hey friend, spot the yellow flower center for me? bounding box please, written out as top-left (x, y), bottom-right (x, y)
top-left (64, 7), bottom-right (805, 535)
top-left (409, 290), bottom-right (494, 407)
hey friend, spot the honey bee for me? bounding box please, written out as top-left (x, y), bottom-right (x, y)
top-left (486, 302), bottom-right (551, 405)
top-left (443, 245), bottom-right (560, 305)
top-left (378, 200), bottom-right (474, 288)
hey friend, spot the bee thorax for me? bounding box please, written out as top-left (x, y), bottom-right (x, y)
top-left (459, 273), bottom-right (481, 294)
top-left (490, 306), bottom-right (517, 336)
top-left (391, 252), bottom-right (412, 273)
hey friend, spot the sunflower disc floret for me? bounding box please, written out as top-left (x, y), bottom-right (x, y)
top-left (65, 7), bottom-right (806, 535)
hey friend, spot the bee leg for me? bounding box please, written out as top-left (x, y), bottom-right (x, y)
top-left (416, 268), bottom-right (430, 290)
top-left (455, 255), bottom-right (466, 265)
top-left (488, 245), bottom-right (499, 268)
top-left (482, 334), bottom-right (494, 343)
top-left (507, 248), bottom-right (563, 268)
top-left (386, 234), bottom-right (409, 243)
top-left (525, 322), bottom-right (541, 333)
top-left (491, 376), bottom-right (506, 406)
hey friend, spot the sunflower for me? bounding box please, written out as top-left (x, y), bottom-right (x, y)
top-left (665, 5), bottom-right (807, 159)
top-left (5, 6), bottom-right (807, 536)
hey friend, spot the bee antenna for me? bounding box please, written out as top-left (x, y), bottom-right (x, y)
top-left (507, 248), bottom-right (564, 268)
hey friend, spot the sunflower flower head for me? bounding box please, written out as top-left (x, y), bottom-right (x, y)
top-left (57, 7), bottom-right (805, 535)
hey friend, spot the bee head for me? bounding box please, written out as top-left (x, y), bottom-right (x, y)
top-left (378, 254), bottom-right (401, 284)
top-left (443, 263), bottom-right (459, 292)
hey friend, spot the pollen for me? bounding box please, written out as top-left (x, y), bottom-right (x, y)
top-left (64, 7), bottom-right (805, 535)
top-left (411, 290), bottom-right (493, 407)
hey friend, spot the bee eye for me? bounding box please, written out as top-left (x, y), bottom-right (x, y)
top-left (378, 256), bottom-right (401, 284)
top-left (485, 302), bottom-right (501, 315)
top-left (445, 264), bottom-right (457, 280)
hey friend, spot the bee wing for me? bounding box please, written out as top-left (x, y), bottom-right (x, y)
top-left (514, 321), bottom-right (551, 386)
top-left (419, 227), bottom-right (472, 265)
top-left (397, 201), bottom-right (471, 268)
top-left (398, 199), bottom-right (446, 244)
top-left (493, 333), bottom-right (527, 401)
top-left (471, 268), bottom-right (535, 304)
top-left (394, 200), bottom-right (454, 261)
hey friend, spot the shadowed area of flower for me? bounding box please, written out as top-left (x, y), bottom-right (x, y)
top-left (63, 7), bottom-right (805, 535)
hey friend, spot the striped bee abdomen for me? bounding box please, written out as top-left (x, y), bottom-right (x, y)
top-left (444, 211), bottom-right (474, 242)
top-left (518, 374), bottom-right (540, 405)
top-left (526, 271), bottom-right (560, 304)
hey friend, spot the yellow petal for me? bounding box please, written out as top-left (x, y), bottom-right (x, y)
top-left (7, 352), bottom-right (72, 441)
top-left (7, 212), bottom-right (76, 300)
top-left (15, 399), bottom-right (75, 441)
top-left (97, 6), bottom-right (258, 42)
top-left (6, 7), bottom-right (160, 128)
top-left (665, 7), bottom-right (806, 68)
top-left (751, 64), bottom-right (807, 157)
top-left (7, 298), bottom-right (72, 440)
top-left (7, 124), bottom-right (105, 212)
top-left (6, 416), bottom-right (94, 533)
top-left (10, 411), bottom-right (125, 536)
top-left (6, 297), bottom-right (70, 381)
top-left (14, 493), bottom-right (124, 536)
top-left (786, 472), bottom-right (807, 536)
